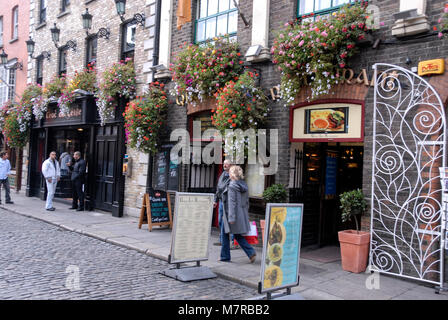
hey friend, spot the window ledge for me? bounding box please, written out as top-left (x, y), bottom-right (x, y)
top-left (392, 14), bottom-right (430, 37)
top-left (9, 38), bottom-right (18, 44)
top-left (35, 22), bottom-right (47, 30)
top-left (57, 11), bottom-right (71, 19)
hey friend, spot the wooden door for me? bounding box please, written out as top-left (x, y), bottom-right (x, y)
top-left (94, 125), bottom-right (118, 211)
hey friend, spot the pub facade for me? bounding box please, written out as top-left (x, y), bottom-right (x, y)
top-left (25, 0), bottom-right (158, 216)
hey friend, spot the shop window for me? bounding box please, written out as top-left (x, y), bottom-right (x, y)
top-left (39, 0), bottom-right (46, 24)
top-left (36, 56), bottom-right (44, 85)
top-left (86, 36), bottom-right (97, 67)
top-left (195, 0), bottom-right (238, 43)
top-left (9, 148), bottom-right (16, 170)
top-left (152, 146), bottom-right (180, 192)
top-left (0, 16), bottom-right (3, 47)
top-left (121, 21), bottom-right (136, 60)
top-left (12, 6), bottom-right (18, 40)
top-left (58, 47), bottom-right (68, 76)
top-left (298, 0), bottom-right (355, 20)
top-left (60, 0), bottom-right (70, 13)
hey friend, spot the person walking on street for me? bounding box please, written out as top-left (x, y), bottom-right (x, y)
top-left (0, 151), bottom-right (13, 205)
top-left (220, 166), bottom-right (256, 263)
top-left (213, 160), bottom-right (238, 249)
top-left (42, 151), bottom-right (60, 211)
top-left (68, 151), bottom-right (86, 211)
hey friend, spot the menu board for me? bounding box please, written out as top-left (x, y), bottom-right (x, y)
top-left (260, 204), bottom-right (304, 294)
top-left (170, 193), bottom-right (215, 263)
top-left (154, 151), bottom-right (168, 190)
top-left (325, 152), bottom-right (338, 199)
top-left (167, 160), bottom-right (179, 191)
top-left (149, 189), bottom-right (170, 223)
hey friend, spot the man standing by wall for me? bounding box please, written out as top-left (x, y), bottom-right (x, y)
top-left (42, 151), bottom-right (60, 211)
top-left (68, 151), bottom-right (86, 211)
top-left (0, 151), bottom-right (13, 205)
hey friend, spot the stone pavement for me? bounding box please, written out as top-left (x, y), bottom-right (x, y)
top-left (0, 209), bottom-right (256, 300)
top-left (2, 191), bottom-right (448, 300)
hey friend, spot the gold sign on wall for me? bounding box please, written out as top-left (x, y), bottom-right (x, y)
top-left (418, 59), bottom-right (445, 76)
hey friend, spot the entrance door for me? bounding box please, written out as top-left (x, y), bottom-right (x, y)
top-left (94, 125), bottom-right (119, 211)
top-left (301, 143), bottom-right (364, 247)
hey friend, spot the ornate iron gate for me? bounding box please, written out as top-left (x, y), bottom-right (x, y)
top-left (371, 63), bottom-right (446, 287)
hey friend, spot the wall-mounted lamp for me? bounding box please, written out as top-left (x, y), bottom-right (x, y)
top-left (82, 8), bottom-right (110, 39)
top-left (26, 37), bottom-right (51, 61)
top-left (50, 23), bottom-right (77, 51)
top-left (114, 0), bottom-right (145, 27)
top-left (0, 49), bottom-right (23, 70)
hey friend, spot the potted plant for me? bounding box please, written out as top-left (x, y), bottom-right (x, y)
top-left (260, 184), bottom-right (288, 244)
top-left (338, 188), bottom-right (369, 273)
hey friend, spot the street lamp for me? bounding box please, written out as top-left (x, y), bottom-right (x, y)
top-left (82, 8), bottom-right (110, 39)
top-left (114, 0), bottom-right (145, 27)
top-left (26, 36), bottom-right (51, 61)
top-left (50, 23), bottom-right (77, 51)
top-left (0, 49), bottom-right (23, 70)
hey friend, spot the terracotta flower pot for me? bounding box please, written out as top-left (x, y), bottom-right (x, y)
top-left (338, 230), bottom-right (370, 273)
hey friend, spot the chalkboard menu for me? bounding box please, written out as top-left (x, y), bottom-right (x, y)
top-left (154, 151), bottom-right (168, 190)
top-left (170, 193), bottom-right (215, 263)
top-left (138, 190), bottom-right (173, 231)
top-left (153, 148), bottom-right (179, 191)
top-left (168, 160), bottom-right (179, 191)
top-left (149, 189), bottom-right (170, 223)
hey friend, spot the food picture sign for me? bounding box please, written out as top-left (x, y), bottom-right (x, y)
top-left (260, 204), bottom-right (304, 293)
top-left (306, 108), bottom-right (348, 134)
top-left (290, 102), bottom-right (364, 142)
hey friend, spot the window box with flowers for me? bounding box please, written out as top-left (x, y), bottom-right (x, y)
top-left (58, 63), bottom-right (97, 117)
top-left (96, 58), bottom-right (136, 126)
top-left (271, 3), bottom-right (371, 104)
top-left (171, 36), bottom-right (244, 107)
top-left (123, 82), bottom-right (168, 154)
top-left (33, 75), bottom-right (67, 120)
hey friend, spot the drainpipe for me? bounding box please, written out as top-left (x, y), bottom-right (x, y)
top-left (146, 0), bottom-right (162, 193)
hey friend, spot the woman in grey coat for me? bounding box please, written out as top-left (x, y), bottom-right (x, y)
top-left (220, 166), bottom-right (256, 263)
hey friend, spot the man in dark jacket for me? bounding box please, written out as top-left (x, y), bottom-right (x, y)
top-left (68, 151), bottom-right (86, 211)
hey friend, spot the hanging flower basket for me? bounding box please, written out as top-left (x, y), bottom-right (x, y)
top-left (123, 82), bottom-right (168, 154)
top-left (271, 3), bottom-right (371, 103)
top-left (3, 103), bottom-right (32, 148)
top-left (96, 58), bottom-right (136, 125)
top-left (171, 36), bottom-right (244, 106)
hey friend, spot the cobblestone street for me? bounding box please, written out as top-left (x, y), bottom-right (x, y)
top-left (0, 209), bottom-right (256, 300)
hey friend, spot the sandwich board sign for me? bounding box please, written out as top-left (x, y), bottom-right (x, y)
top-left (161, 192), bottom-right (216, 282)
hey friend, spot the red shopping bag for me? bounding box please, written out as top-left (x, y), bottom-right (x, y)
top-left (234, 221), bottom-right (259, 245)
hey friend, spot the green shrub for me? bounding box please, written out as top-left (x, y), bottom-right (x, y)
top-left (339, 189), bottom-right (367, 231)
top-left (263, 184), bottom-right (288, 203)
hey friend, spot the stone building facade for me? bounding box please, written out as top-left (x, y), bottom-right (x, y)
top-left (0, 0), bottom-right (31, 192)
top-left (25, 0), bottom-right (158, 217)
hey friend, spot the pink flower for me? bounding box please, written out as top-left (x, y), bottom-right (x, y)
top-left (444, 7), bottom-right (448, 13)
top-left (321, 31), bottom-right (328, 37)
top-left (299, 40), bottom-right (305, 47)
top-left (439, 32), bottom-right (444, 38)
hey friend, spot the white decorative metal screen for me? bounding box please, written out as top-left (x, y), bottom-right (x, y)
top-left (371, 63), bottom-right (446, 287)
